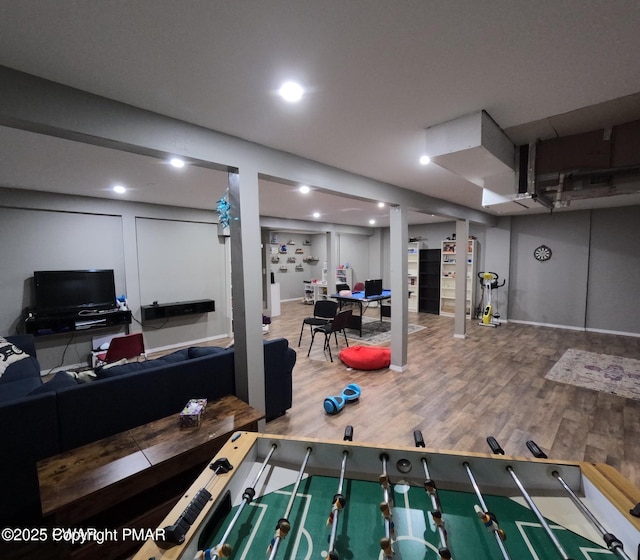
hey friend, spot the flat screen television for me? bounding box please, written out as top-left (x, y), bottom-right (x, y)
top-left (34, 269), bottom-right (117, 316)
top-left (364, 278), bottom-right (383, 298)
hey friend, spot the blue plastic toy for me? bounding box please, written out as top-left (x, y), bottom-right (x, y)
top-left (323, 383), bottom-right (361, 415)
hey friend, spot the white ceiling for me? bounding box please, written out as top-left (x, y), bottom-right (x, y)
top-left (1, 1), bottom-right (640, 227)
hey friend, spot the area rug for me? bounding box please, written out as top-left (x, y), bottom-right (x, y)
top-left (545, 349), bottom-right (640, 400)
top-left (346, 316), bottom-right (425, 346)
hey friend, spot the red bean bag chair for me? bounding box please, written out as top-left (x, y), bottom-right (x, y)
top-left (339, 345), bottom-right (391, 370)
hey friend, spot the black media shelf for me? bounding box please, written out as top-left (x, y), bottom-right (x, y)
top-left (141, 299), bottom-right (215, 322)
top-left (25, 309), bottom-right (132, 336)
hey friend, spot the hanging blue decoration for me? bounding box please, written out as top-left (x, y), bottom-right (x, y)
top-left (216, 193), bottom-right (232, 229)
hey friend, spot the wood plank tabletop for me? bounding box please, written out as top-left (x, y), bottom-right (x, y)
top-left (37, 394), bottom-right (264, 522)
top-left (131, 395), bottom-right (264, 466)
top-left (38, 432), bottom-right (146, 516)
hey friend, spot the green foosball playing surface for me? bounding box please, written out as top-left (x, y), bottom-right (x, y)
top-left (202, 475), bottom-right (608, 559)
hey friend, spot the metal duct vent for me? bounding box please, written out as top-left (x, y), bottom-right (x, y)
top-left (532, 119), bottom-right (640, 209)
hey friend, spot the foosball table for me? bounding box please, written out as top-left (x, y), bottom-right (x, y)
top-left (132, 430), bottom-right (640, 560)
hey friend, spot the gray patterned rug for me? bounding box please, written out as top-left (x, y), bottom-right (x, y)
top-left (545, 349), bottom-right (640, 400)
top-left (346, 316), bottom-right (425, 346)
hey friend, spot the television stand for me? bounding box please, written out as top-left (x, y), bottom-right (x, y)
top-left (25, 309), bottom-right (132, 336)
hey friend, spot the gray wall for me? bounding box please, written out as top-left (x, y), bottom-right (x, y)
top-left (337, 233), bottom-right (370, 287)
top-left (509, 211), bottom-right (591, 328)
top-left (586, 206), bottom-right (640, 334)
top-left (0, 187), bottom-right (228, 370)
top-left (400, 207), bottom-right (639, 336)
top-left (267, 230), bottom-right (372, 300)
top-left (267, 232), bottom-right (319, 301)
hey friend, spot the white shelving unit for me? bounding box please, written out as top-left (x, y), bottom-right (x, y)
top-left (440, 239), bottom-right (477, 318)
top-left (407, 241), bottom-right (422, 311)
top-left (335, 267), bottom-right (352, 289)
top-left (303, 281), bottom-right (329, 304)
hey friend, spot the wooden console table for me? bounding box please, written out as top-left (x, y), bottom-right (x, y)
top-left (37, 395), bottom-right (264, 559)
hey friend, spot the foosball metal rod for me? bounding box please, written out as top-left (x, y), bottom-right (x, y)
top-left (327, 426), bottom-right (353, 560)
top-left (463, 462), bottom-right (512, 560)
top-left (552, 470), bottom-right (631, 560)
top-left (203, 443), bottom-right (278, 560)
top-left (525, 440), bottom-right (631, 560)
top-left (487, 436), bottom-right (573, 560)
top-left (414, 430), bottom-right (452, 559)
top-left (268, 446), bottom-right (312, 560)
top-left (506, 465), bottom-right (573, 560)
top-left (379, 452), bottom-right (394, 558)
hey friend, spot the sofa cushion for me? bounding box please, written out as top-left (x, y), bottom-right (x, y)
top-left (28, 371), bottom-right (77, 395)
top-left (57, 347), bottom-right (235, 450)
top-left (0, 336), bottom-right (31, 382)
top-left (263, 338), bottom-right (296, 421)
top-left (96, 348), bottom-right (190, 379)
top-left (0, 392), bottom-right (59, 525)
top-left (188, 346), bottom-right (227, 359)
top-left (0, 377), bottom-right (44, 403)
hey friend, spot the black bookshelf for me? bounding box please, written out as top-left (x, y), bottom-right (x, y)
top-left (418, 249), bottom-right (441, 314)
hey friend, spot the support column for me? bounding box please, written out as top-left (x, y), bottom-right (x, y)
top-left (326, 230), bottom-right (339, 290)
top-left (454, 219), bottom-right (469, 339)
top-left (389, 205), bottom-right (408, 371)
top-left (228, 169), bottom-right (266, 422)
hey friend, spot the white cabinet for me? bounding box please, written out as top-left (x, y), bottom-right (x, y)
top-left (407, 242), bottom-right (422, 311)
top-left (335, 267), bottom-right (352, 289)
top-left (440, 239), bottom-right (477, 318)
top-left (303, 281), bottom-right (329, 304)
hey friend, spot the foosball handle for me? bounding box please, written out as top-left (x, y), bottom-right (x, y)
top-left (414, 430), bottom-right (425, 448)
top-left (486, 436), bottom-right (505, 455)
top-left (630, 503), bottom-right (640, 517)
top-left (526, 440), bottom-right (548, 459)
top-left (344, 425), bottom-right (354, 441)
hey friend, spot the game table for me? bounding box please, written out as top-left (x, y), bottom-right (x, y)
top-left (332, 289), bottom-right (392, 337)
top-left (132, 431), bottom-right (640, 560)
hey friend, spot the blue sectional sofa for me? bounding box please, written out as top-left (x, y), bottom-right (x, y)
top-left (0, 335), bottom-right (295, 525)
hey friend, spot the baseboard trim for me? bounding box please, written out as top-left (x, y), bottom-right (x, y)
top-left (147, 333), bottom-right (229, 355)
top-left (509, 319), bottom-right (640, 338)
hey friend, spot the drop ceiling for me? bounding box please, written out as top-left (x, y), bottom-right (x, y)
top-left (1, 1), bottom-right (640, 227)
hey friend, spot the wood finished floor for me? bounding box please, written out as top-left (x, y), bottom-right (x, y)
top-left (255, 300), bottom-right (640, 489)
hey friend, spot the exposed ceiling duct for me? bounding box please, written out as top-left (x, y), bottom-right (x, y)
top-left (424, 110), bottom-right (640, 214)
top-left (424, 111), bottom-right (543, 214)
top-left (531, 119), bottom-right (640, 209)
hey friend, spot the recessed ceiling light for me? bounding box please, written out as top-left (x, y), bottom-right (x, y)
top-left (312, 212), bottom-right (320, 218)
top-left (279, 81), bottom-right (304, 102)
top-left (369, 219), bottom-right (376, 225)
top-left (113, 185), bottom-right (126, 194)
top-left (378, 202), bottom-right (385, 208)
top-left (419, 155), bottom-right (431, 165)
top-left (299, 185), bottom-right (310, 194)
top-left (169, 158), bottom-right (185, 168)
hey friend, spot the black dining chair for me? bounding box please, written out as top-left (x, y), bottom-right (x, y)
top-left (298, 299), bottom-right (339, 347)
top-left (307, 309), bottom-right (353, 362)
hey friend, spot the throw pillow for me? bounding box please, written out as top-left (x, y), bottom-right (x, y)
top-left (0, 336), bottom-right (29, 379)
